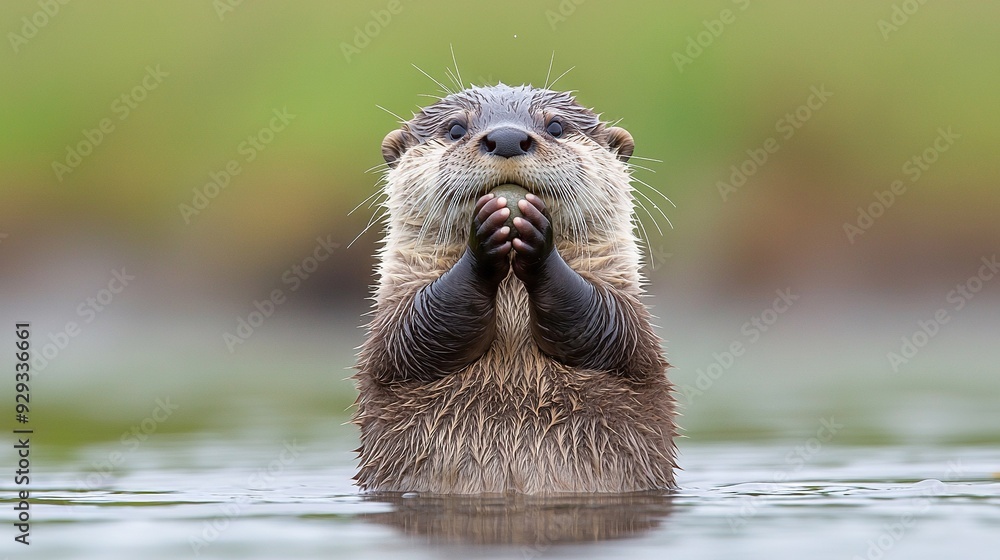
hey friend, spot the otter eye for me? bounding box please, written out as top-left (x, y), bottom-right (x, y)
top-left (546, 120), bottom-right (563, 138)
top-left (448, 122), bottom-right (467, 141)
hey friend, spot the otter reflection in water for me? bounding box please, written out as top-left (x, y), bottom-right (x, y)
top-left (361, 492), bottom-right (674, 547)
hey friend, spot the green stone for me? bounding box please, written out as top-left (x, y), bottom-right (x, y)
top-left (490, 184), bottom-right (529, 237)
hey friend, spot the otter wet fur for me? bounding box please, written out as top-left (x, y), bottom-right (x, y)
top-left (353, 82), bottom-right (677, 494)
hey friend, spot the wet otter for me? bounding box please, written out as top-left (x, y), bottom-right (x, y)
top-left (353, 83), bottom-right (677, 494)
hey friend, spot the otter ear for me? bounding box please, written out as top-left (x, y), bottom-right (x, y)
top-left (605, 126), bottom-right (634, 162)
top-left (381, 129), bottom-right (413, 168)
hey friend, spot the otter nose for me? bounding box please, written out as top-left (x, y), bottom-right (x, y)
top-left (482, 127), bottom-right (533, 158)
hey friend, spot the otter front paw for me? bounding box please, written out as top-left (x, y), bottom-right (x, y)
top-left (511, 193), bottom-right (554, 283)
top-left (468, 193), bottom-right (513, 287)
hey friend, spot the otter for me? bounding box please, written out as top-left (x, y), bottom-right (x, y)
top-left (353, 83), bottom-right (677, 494)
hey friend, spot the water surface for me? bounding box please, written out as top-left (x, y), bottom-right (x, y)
top-left (4, 429), bottom-right (998, 559)
top-left (3, 310), bottom-right (998, 559)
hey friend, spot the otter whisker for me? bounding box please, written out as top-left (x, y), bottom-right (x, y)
top-left (547, 65), bottom-right (576, 91)
top-left (420, 174), bottom-right (470, 256)
top-left (352, 200), bottom-right (388, 242)
top-left (368, 191), bottom-right (389, 211)
top-left (449, 44), bottom-right (464, 90)
top-left (413, 182), bottom-right (443, 250)
top-left (349, 204), bottom-right (389, 248)
top-left (543, 51), bottom-right (556, 90)
top-left (626, 162), bottom-right (657, 174)
top-left (632, 196), bottom-right (662, 238)
top-left (375, 104), bottom-right (406, 124)
top-left (432, 192), bottom-right (461, 256)
top-left (631, 185), bottom-right (671, 232)
top-left (571, 183), bottom-right (599, 244)
top-left (350, 188), bottom-right (387, 216)
top-left (627, 155), bottom-right (664, 163)
top-left (632, 210), bottom-right (654, 259)
top-left (412, 63), bottom-right (454, 96)
top-left (444, 67), bottom-right (462, 94)
top-left (556, 175), bottom-right (591, 262)
top-left (365, 162), bottom-right (391, 174)
top-left (630, 195), bottom-right (659, 260)
top-left (572, 170), bottom-right (598, 239)
top-left (548, 178), bottom-right (574, 242)
top-left (632, 176), bottom-right (676, 209)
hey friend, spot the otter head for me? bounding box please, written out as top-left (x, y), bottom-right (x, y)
top-left (379, 84), bottom-right (637, 252)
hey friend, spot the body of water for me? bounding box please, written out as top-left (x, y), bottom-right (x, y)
top-left (2, 305), bottom-right (998, 558)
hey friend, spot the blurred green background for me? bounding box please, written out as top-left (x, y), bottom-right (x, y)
top-left (2, 1), bottom-right (999, 455)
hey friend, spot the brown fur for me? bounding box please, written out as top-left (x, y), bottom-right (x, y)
top-left (353, 84), bottom-right (677, 494)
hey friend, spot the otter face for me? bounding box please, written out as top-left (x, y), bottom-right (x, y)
top-left (381, 84), bottom-right (637, 251)
top-left (382, 84), bottom-right (633, 169)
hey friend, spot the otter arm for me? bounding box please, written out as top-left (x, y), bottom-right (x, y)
top-left (372, 251), bottom-right (498, 384)
top-left (524, 251), bottom-right (661, 377)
